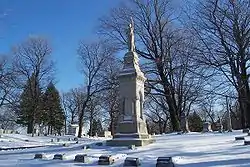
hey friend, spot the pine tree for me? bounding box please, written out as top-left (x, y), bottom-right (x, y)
top-left (17, 73), bottom-right (42, 134)
top-left (42, 82), bottom-right (65, 135)
top-left (88, 119), bottom-right (104, 136)
top-left (188, 112), bottom-right (203, 132)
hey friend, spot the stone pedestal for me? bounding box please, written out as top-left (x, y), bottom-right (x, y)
top-left (107, 51), bottom-right (154, 146)
top-left (202, 122), bottom-right (212, 132)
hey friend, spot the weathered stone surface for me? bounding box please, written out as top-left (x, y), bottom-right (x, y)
top-left (156, 157), bottom-right (174, 167)
top-left (235, 136), bottom-right (245, 140)
top-left (82, 145), bottom-right (90, 150)
top-left (106, 22), bottom-right (154, 147)
top-left (123, 157), bottom-right (140, 166)
top-left (128, 145), bottom-right (136, 150)
top-left (98, 155), bottom-right (114, 165)
top-left (244, 140), bottom-right (250, 145)
top-left (243, 128), bottom-right (249, 133)
top-left (74, 154), bottom-right (87, 163)
top-left (62, 143), bottom-right (69, 147)
top-left (34, 153), bottom-right (45, 159)
top-left (53, 154), bottom-right (65, 160)
top-left (202, 122), bottom-right (212, 132)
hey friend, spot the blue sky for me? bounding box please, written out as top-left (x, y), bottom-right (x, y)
top-left (0, 0), bottom-right (123, 92)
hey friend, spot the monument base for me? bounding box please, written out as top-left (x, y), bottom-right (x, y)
top-left (106, 137), bottom-right (155, 146)
top-left (106, 120), bottom-right (155, 147)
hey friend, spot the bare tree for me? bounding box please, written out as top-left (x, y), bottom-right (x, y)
top-left (12, 36), bottom-right (54, 136)
top-left (99, 0), bottom-right (205, 131)
top-left (99, 57), bottom-right (121, 135)
top-left (145, 95), bottom-right (170, 134)
top-left (77, 40), bottom-right (117, 137)
top-left (0, 56), bottom-right (16, 109)
top-left (191, 0), bottom-right (250, 127)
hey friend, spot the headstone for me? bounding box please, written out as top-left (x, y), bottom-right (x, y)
top-left (62, 143), bottom-right (69, 147)
top-left (0, 129), bottom-right (3, 135)
top-left (98, 155), bottom-right (114, 165)
top-left (74, 154), bottom-right (87, 163)
top-left (202, 122), bottom-right (212, 132)
top-left (243, 128), bottom-right (249, 133)
top-left (53, 154), bottom-right (65, 160)
top-left (100, 131), bottom-right (112, 138)
top-left (235, 136), bottom-right (245, 141)
top-left (106, 18), bottom-right (154, 147)
top-left (128, 145), bottom-right (136, 150)
top-left (68, 124), bottom-right (83, 136)
top-left (51, 139), bottom-right (54, 142)
top-left (216, 123), bottom-right (223, 133)
top-left (244, 140), bottom-right (250, 145)
top-left (123, 157), bottom-right (140, 167)
top-left (82, 145), bottom-right (90, 150)
top-left (34, 153), bottom-right (46, 159)
top-left (57, 138), bottom-right (60, 142)
top-left (95, 142), bottom-right (103, 146)
top-left (156, 157), bottom-right (174, 167)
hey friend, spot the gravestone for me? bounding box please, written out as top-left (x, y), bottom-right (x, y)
top-left (34, 153), bottom-right (46, 159)
top-left (68, 124), bottom-right (83, 136)
top-left (74, 154), bottom-right (87, 163)
top-left (128, 145), bottom-right (136, 150)
top-left (244, 140), bottom-right (250, 145)
top-left (202, 122), bottom-right (212, 132)
top-left (100, 131), bottom-right (112, 138)
top-left (106, 18), bottom-right (154, 146)
top-left (98, 155), bottom-right (114, 165)
top-left (235, 136), bottom-right (245, 141)
top-left (156, 157), bottom-right (174, 167)
top-left (53, 154), bottom-right (65, 160)
top-left (243, 128), bottom-right (249, 133)
top-left (123, 157), bottom-right (140, 167)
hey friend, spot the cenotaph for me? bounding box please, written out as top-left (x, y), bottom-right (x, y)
top-left (107, 18), bottom-right (154, 146)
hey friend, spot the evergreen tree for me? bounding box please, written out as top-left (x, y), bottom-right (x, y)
top-left (88, 119), bottom-right (104, 136)
top-left (42, 82), bottom-right (64, 135)
top-left (17, 74), bottom-right (42, 134)
top-left (188, 112), bottom-right (203, 132)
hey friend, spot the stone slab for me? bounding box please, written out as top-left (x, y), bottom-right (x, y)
top-left (106, 138), bottom-right (155, 147)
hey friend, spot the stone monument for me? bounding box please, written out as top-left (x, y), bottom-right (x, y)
top-left (107, 18), bottom-right (154, 146)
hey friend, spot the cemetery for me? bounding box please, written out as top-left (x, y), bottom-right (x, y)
top-left (0, 0), bottom-right (250, 167)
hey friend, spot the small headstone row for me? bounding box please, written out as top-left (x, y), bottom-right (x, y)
top-left (34, 153), bottom-right (174, 166)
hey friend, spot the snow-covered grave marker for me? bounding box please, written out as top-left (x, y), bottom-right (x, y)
top-left (235, 136), bottom-right (245, 140)
top-left (123, 157), bottom-right (141, 167)
top-left (74, 154), bottom-right (87, 163)
top-left (53, 154), bottom-right (65, 160)
top-left (244, 140), bottom-right (250, 145)
top-left (34, 153), bottom-right (46, 159)
top-left (242, 128), bottom-right (249, 133)
top-left (156, 157), bottom-right (174, 167)
top-left (98, 155), bottom-right (115, 165)
top-left (128, 144), bottom-right (136, 150)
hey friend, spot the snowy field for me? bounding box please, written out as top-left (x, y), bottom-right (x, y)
top-left (0, 131), bottom-right (250, 167)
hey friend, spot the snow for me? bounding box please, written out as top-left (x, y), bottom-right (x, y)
top-left (0, 131), bottom-right (250, 166)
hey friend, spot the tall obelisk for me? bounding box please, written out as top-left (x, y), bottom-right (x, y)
top-left (107, 18), bottom-right (154, 146)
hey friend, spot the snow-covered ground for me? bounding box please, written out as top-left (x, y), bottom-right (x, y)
top-left (0, 131), bottom-right (250, 167)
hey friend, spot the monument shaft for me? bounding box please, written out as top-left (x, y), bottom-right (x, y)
top-left (107, 19), bottom-right (154, 146)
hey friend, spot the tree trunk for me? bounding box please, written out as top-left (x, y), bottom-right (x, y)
top-left (77, 112), bottom-right (83, 138)
top-left (27, 121), bottom-right (33, 134)
top-left (157, 63), bottom-right (181, 131)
